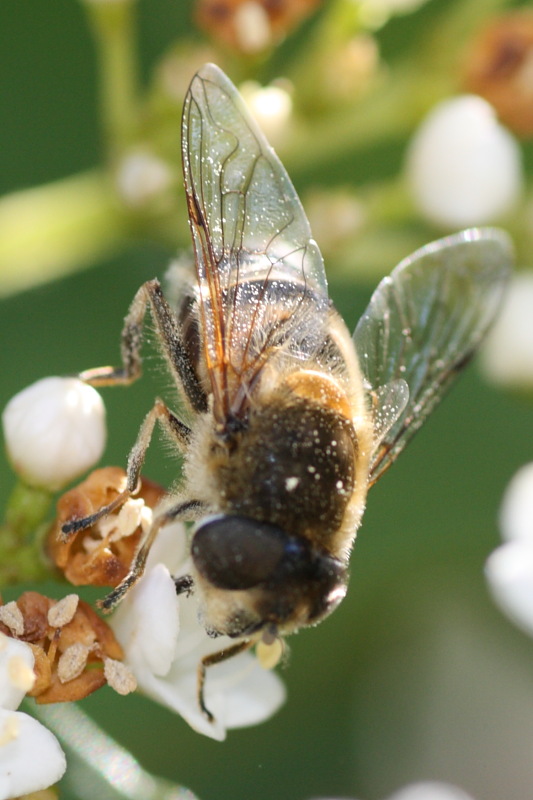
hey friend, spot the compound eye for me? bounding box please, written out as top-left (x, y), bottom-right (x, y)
top-left (191, 516), bottom-right (287, 590)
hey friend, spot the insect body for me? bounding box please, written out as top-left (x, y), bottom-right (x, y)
top-left (62, 63), bottom-right (512, 720)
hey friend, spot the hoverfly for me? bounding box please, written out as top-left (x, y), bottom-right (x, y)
top-left (62, 63), bottom-right (512, 721)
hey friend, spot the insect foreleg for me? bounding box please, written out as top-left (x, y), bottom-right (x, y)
top-left (198, 640), bottom-right (255, 722)
top-left (80, 279), bottom-right (207, 414)
top-left (61, 399), bottom-right (191, 537)
top-left (99, 498), bottom-right (207, 611)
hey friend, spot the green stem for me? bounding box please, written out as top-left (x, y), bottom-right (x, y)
top-left (284, 67), bottom-right (449, 179)
top-left (0, 170), bottom-right (125, 297)
top-left (30, 703), bottom-right (201, 800)
top-left (84, 0), bottom-right (139, 163)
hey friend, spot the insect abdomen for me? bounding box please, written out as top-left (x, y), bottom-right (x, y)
top-left (215, 375), bottom-right (358, 548)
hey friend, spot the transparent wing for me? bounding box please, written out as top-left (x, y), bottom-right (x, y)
top-left (370, 379), bottom-right (409, 446)
top-left (181, 63), bottom-right (329, 421)
top-left (353, 228), bottom-right (513, 485)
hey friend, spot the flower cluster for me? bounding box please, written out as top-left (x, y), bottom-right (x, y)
top-left (1, 374), bottom-right (287, 792)
top-left (110, 523), bottom-right (286, 741)
top-left (5, 0), bottom-right (533, 794)
top-left (44, 462), bottom-right (286, 741)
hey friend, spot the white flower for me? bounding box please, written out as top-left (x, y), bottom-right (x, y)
top-left (240, 81), bottom-right (293, 144)
top-left (2, 376), bottom-right (106, 490)
top-left (110, 522), bottom-right (286, 741)
top-left (0, 633), bottom-right (66, 799)
top-left (480, 272), bottom-right (533, 389)
top-left (310, 781), bottom-right (476, 800)
top-left (116, 149), bottom-right (173, 208)
top-left (406, 95), bottom-right (523, 228)
top-left (486, 463), bottom-right (533, 637)
top-left (387, 782), bottom-right (476, 800)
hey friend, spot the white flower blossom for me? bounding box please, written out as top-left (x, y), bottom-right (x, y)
top-left (110, 522), bottom-right (286, 741)
top-left (406, 95), bottom-right (522, 228)
top-left (387, 782), bottom-right (476, 800)
top-left (310, 780), bottom-right (476, 800)
top-left (0, 633), bottom-right (66, 799)
top-left (480, 272), bottom-right (533, 389)
top-left (2, 376), bottom-right (106, 491)
top-left (486, 463), bottom-right (533, 637)
top-left (240, 81), bottom-right (293, 144)
top-left (116, 149), bottom-right (173, 208)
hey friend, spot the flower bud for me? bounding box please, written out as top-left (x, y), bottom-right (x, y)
top-left (2, 377), bottom-right (106, 491)
top-left (0, 634), bottom-right (35, 711)
top-left (480, 272), bottom-right (533, 389)
top-left (486, 465), bottom-right (533, 639)
top-left (240, 81), bottom-right (293, 144)
top-left (116, 149), bottom-right (173, 208)
top-left (406, 95), bottom-right (523, 227)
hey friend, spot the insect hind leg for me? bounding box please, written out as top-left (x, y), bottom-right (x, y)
top-left (61, 399), bottom-right (192, 538)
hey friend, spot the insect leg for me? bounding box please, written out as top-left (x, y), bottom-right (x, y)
top-left (174, 575), bottom-right (194, 596)
top-left (198, 640), bottom-right (254, 722)
top-left (80, 279), bottom-right (207, 414)
top-left (61, 398), bottom-right (191, 537)
top-left (99, 497), bottom-right (207, 611)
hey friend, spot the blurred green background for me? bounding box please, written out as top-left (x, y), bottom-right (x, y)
top-left (3, 1), bottom-right (533, 799)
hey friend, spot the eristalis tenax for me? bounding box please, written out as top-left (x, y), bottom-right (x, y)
top-left (61, 63), bottom-right (513, 721)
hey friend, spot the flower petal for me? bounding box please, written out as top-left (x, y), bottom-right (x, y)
top-left (486, 540), bottom-right (533, 636)
top-left (0, 635), bottom-right (35, 710)
top-left (499, 463), bottom-right (533, 542)
top-left (481, 274), bottom-right (533, 390)
top-left (202, 649), bottom-right (286, 731)
top-left (0, 710), bottom-right (66, 799)
top-left (111, 539), bottom-right (286, 740)
top-left (111, 563), bottom-right (179, 677)
top-left (134, 646), bottom-right (285, 741)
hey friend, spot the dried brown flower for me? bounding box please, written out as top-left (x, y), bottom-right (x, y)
top-left (463, 11), bottom-right (533, 137)
top-left (0, 592), bottom-right (136, 703)
top-left (47, 466), bottom-right (164, 588)
top-left (195, 0), bottom-right (322, 54)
